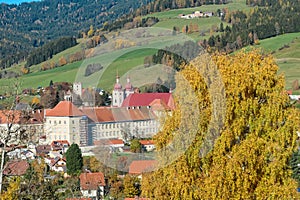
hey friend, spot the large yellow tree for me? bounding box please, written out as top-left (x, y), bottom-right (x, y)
top-left (142, 49), bottom-right (300, 199)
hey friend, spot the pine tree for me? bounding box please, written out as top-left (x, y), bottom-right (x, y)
top-left (66, 143), bottom-right (83, 176)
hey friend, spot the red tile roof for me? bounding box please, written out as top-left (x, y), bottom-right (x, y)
top-left (45, 101), bottom-right (84, 117)
top-left (129, 160), bottom-right (157, 174)
top-left (121, 93), bottom-right (175, 110)
top-left (139, 140), bottom-right (154, 145)
top-left (0, 110), bottom-right (22, 124)
top-left (286, 90), bottom-right (293, 95)
top-left (79, 172), bottom-right (105, 190)
top-left (3, 160), bottom-right (29, 176)
top-left (94, 139), bottom-right (124, 146)
top-left (81, 106), bottom-right (156, 123)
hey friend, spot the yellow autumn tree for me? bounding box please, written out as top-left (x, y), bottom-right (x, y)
top-left (141, 49), bottom-right (300, 199)
top-left (1, 177), bottom-right (20, 200)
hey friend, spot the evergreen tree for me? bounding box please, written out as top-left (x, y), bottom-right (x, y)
top-left (66, 143), bottom-right (83, 176)
top-left (290, 150), bottom-right (300, 187)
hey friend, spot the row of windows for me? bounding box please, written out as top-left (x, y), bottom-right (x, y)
top-left (48, 135), bottom-right (67, 140)
top-left (98, 120), bottom-right (156, 129)
top-left (94, 128), bottom-right (157, 138)
top-left (48, 120), bottom-right (75, 125)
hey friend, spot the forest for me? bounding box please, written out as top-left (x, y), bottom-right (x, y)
top-left (0, 0), bottom-right (153, 68)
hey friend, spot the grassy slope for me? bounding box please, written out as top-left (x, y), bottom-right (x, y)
top-left (252, 32), bottom-right (300, 89)
top-left (147, 0), bottom-right (250, 40)
top-left (0, 0), bottom-right (299, 96)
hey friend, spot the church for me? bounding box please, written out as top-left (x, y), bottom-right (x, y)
top-left (112, 75), bottom-right (175, 111)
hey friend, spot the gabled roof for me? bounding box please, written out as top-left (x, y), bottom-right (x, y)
top-left (129, 160), bottom-right (157, 174)
top-left (45, 101), bottom-right (84, 117)
top-left (3, 160), bottom-right (29, 176)
top-left (121, 93), bottom-right (175, 110)
top-left (80, 172), bottom-right (105, 190)
top-left (139, 140), bottom-right (154, 146)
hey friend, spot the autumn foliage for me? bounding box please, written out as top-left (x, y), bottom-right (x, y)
top-left (141, 49), bottom-right (300, 199)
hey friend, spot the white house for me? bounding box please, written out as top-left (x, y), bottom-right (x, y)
top-left (80, 172), bottom-right (106, 200)
top-left (49, 157), bottom-right (67, 172)
top-left (140, 140), bottom-right (155, 152)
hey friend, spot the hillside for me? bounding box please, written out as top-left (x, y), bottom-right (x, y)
top-left (0, 0), bottom-right (152, 67)
top-left (0, 0), bottom-right (299, 96)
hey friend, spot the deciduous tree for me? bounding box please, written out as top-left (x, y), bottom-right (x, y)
top-left (142, 49), bottom-right (300, 199)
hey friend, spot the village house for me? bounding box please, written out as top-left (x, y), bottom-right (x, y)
top-left (93, 139), bottom-right (124, 152)
top-left (0, 109), bottom-right (44, 145)
top-left (129, 160), bottom-right (157, 178)
top-left (3, 160), bottom-right (29, 176)
top-left (139, 140), bottom-right (155, 152)
top-left (79, 172), bottom-right (106, 200)
top-left (49, 157), bottom-right (67, 172)
top-left (179, 11), bottom-right (214, 19)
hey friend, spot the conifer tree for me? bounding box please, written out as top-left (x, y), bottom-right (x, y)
top-left (66, 143), bottom-right (83, 176)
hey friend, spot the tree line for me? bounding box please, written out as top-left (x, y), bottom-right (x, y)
top-left (25, 37), bottom-right (77, 68)
top-left (0, 0), bottom-right (151, 68)
top-left (204, 0), bottom-right (300, 52)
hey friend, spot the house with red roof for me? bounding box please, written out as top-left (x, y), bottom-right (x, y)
top-left (44, 101), bottom-right (89, 146)
top-left (129, 160), bottom-right (157, 178)
top-left (139, 140), bottom-right (155, 152)
top-left (3, 160), bottom-right (29, 176)
top-left (79, 172), bottom-right (106, 200)
top-left (94, 139), bottom-right (124, 149)
top-left (49, 157), bottom-right (67, 172)
top-left (0, 109), bottom-right (45, 145)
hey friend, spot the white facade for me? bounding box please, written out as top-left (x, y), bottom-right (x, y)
top-left (73, 82), bottom-right (82, 97)
top-left (81, 186), bottom-right (104, 200)
top-left (92, 119), bottom-right (158, 142)
top-left (112, 76), bottom-right (134, 107)
top-left (44, 116), bottom-right (87, 145)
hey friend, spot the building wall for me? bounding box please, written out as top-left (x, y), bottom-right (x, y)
top-left (91, 119), bottom-right (159, 143)
top-left (45, 116), bottom-right (88, 145)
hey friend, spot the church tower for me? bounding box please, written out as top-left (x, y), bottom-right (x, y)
top-left (112, 75), bottom-right (124, 107)
top-left (125, 76), bottom-right (134, 98)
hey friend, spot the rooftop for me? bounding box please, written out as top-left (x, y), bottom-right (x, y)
top-left (129, 160), bottom-right (157, 174)
top-left (79, 172), bottom-right (105, 190)
top-left (45, 101), bottom-right (84, 117)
